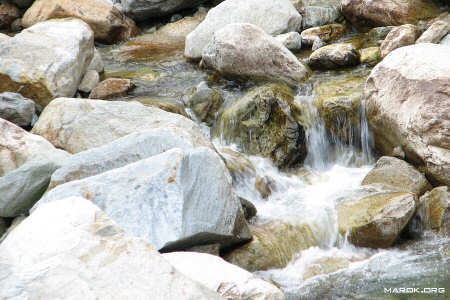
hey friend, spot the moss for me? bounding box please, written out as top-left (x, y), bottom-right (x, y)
top-left (126, 97), bottom-right (189, 118)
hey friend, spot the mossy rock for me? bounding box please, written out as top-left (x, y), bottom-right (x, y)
top-left (186, 82), bottom-right (223, 126)
top-left (418, 186), bottom-right (449, 235)
top-left (360, 47), bottom-right (381, 66)
top-left (217, 84), bottom-right (307, 169)
top-left (103, 68), bottom-right (159, 81)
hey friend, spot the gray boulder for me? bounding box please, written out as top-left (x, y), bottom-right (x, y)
top-left (300, 0), bottom-right (341, 29)
top-left (122, 0), bottom-right (208, 21)
top-left (309, 43), bottom-right (360, 69)
top-left (201, 23), bottom-right (310, 87)
top-left (275, 32), bottom-right (302, 51)
top-left (35, 148), bottom-right (251, 251)
top-left (0, 92), bottom-right (35, 127)
top-left (440, 34), bottom-right (450, 46)
top-left (185, 0), bottom-right (302, 60)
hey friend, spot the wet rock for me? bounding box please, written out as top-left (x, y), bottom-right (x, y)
top-left (35, 148), bottom-right (251, 251)
top-left (22, 0), bottom-right (139, 44)
top-left (380, 24), bottom-right (421, 58)
top-left (299, 0), bottom-right (342, 29)
top-left (79, 70), bottom-right (100, 94)
top-left (11, 0), bottom-right (33, 8)
top-left (0, 1), bottom-right (20, 29)
top-left (186, 81), bottom-right (223, 126)
top-left (240, 198), bottom-right (257, 220)
top-left (300, 24), bottom-right (345, 47)
top-left (218, 84), bottom-right (306, 169)
top-left (255, 175), bottom-right (275, 199)
top-left (122, 0), bottom-right (207, 21)
top-left (201, 23), bottom-right (310, 88)
top-left (48, 127), bottom-right (213, 190)
top-left (224, 221), bottom-right (319, 272)
top-left (309, 43), bottom-right (360, 70)
top-left (0, 92), bottom-right (35, 127)
top-left (338, 192), bottom-right (417, 248)
top-left (218, 147), bottom-right (256, 181)
top-left (367, 26), bottom-right (395, 43)
top-left (359, 47), bottom-right (381, 66)
top-left (89, 78), bottom-right (135, 100)
top-left (416, 20), bottom-right (450, 44)
top-left (275, 32), bottom-right (302, 51)
top-left (88, 48), bottom-right (104, 73)
top-left (164, 252), bottom-right (285, 300)
top-left (365, 44), bottom-right (450, 186)
top-left (185, 0), bottom-right (302, 60)
top-left (0, 19), bottom-right (94, 108)
top-left (418, 186), bottom-right (449, 235)
top-left (0, 197), bottom-right (222, 299)
top-left (362, 156), bottom-right (432, 196)
top-left (341, 0), bottom-right (440, 31)
top-left (31, 98), bottom-right (209, 154)
top-left (303, 257), bottom-right (351, 280)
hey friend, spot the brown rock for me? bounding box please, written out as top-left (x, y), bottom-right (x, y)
top-left (380, 24), bottom-right (421, 57)
top-left (89, 78), bottom-right (135, 100)
top-left (301, 24), bottom-right (345, 47)
top-left (309, 43), bottom-right (360, 69)
top-left (416, 20), bottom-right (450, 44)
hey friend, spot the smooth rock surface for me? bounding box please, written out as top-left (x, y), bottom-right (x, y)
top-left (0, 19), bottom-right (94, 107)
top-left (186, 81), bottom-right (223, 126)
top-left (164, 252), bottom-right (285, 300)
top-left (89, 78), bottom-right (135, 99)
top-left (0, 1), bottom-right (20, 29)
top-left (380, 24), bottom-right (421, 57)
top-left (365, 44), bottom-right (450, 186)
top-left (201, 23), bottom-right (310, 87)
top-left (32, 98), bottom-right (209, 153)
top-left (300, 24), bottom-right (345, 47)
top-left (416, 20), bottom-right (450, 44)
top-left (0, 92), bottom-right (35, 127)
top-left (185, 0), bottom-right (302, 59)
top-left (35, 148), bottom-right (251, 251)
top-left (309, 43), bottom-right (360, 69)
top-left (0, 197), bottom-right (223, 299)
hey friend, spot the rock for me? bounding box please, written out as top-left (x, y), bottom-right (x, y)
top-left (11, 0), bottom-right (33, 8)
top-left (218, 84), bottom-right (306, 169)
top-left (0, 151), bottom-right (70, 218)
top-left (79, 70), bottom-right (100, 94)
top-left (303, 257), bottom-right (351, 280)
top-left (300, 24), bottom-right (345, 47)
top-left (224, 221), bottom-right (319, 272)
top-left (440, 34), bottom-right (450, 46)
top-left (0, 197), bottom-right (223, 299)
top-left (22, 0), bottom-right (139, 44)
top-left (300, 1), bottom-right (342, 29)
top-left (338, 192), bottom-right (417, 248)
top-left (0, 33), bottom-right (10, 43)
top-left (365, 44), bottom-right (450, 186)
top-left (360, 47), bottom-right (381, 66)
top-left (201, 23), bottom-right (310, 88)
top-left (416, 20), bottom-right (450, 44)
top-left (341, 0), bottom-right (440, 31)
top-left (275, 32), bottom-right (302, 51)
top-left (122, 0), bottom-right (208, 21)
top-left (309, 43), bottom-right (360, 69)
top-left (185, 0), bottom-right (302, 60)
top-left (380, 24), bottom-right (421, 58)
top-left (0, 1), bottom-right (20, 29)
top-left (48, 127), bottom-right (213, 190)
top-left (0, 118), bottom-right (60, 177)
top-left (89, 78), bottom-right (135, 100)
top-left (218, 147), bottom-right (256, 182)
top-left (418, 186), bottom-right (449, 235)
top-left (10, 17), bottom-right (22, 32)
top-left (0, 19), bottom-right (94, 108)
top-left (164, 252), bottom-right (285, 300)
top-left (31, 98), bottom-right (210, 154)
top-left (362, 156), bottom-right (432, 196)
top-left (367, 26), bottom-right (395, 43)
top-left (240, 198), bottom-right (257, 220)
top-left (88, 48), bottom-right (104, 73)
top-left (255, 176), bottom-right (275, 199)
top-left (35, 148), bottom-right (251, 251)
top-left (0, 92), bottom-right (35, 127)
top-left (186, 82), bottom-right (223, 126)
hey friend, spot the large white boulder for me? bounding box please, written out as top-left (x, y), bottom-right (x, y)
top-left (0, 19), bottom-right (94, 108)
top-left (185, 0), bottom-right (302, 60)
top-left (35, 148), bottom-right (251, 251)
top-left (0, 197), bottom-right (222, 299)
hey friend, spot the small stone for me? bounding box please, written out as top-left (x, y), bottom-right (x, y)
top-left (89, 78), bottom-right (135, 100)
top-left (0, 92), bottom-right (36, 127)
top-left (380, 24), bottom-right (421, 58)
top-left (416, 20), bottom-right (450, 44)
top-left (309, 43), bottom-right (360, 69)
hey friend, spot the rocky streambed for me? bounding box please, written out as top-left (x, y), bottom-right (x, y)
top-left (0, 0), bottom-right (449, 299)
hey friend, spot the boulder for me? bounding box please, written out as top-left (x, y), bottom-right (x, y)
top-left (359, 47), bottom-right (381, 66)
top-left (0, 118), bottom-right (59, 177)
top-left (362, 156), bottom-right (432, 196)
top-left (218, 84), bottom-right (306, 169)
top-left (48, 127), bottom-right (213, 190)
top-left (300, 24), bottom-right (345, 47)
top-left (0, 92), bottom-right (35, 127)
top-left (122, 0), bottom-right (208, 21)
top-left (338, 192), bottom-right (417, 248)
top-left (240, 198), bottom-right (257, 220)
top-left (0, 197), bottom-right (222, 299)
top-left (416, 20), bottom-right (450, 44)
top-left (380, 24), bottom-right (421, 58)
top-left (365, 44), bottom-right (450, 186)
top-left (201, 23), bottom-right (310, 87)
top-left (218, 147), bottom-right (256, 183)
top-left (89, 78), bottom-right (135, 99)
top-left (35, 148), bottom-right (251, 251)
top-left (275, 32), bottom-right (302, 51)
top-left (418, 186), bottom-right (449, 235)
top-left (164, 252), bottom-right (285, 300)
top-left (0, 19), bottom-right (94, 108)
top-left (0, 1), bottom-right (20, 29)
top-left (22, 0), bottom-right (139, 44)
top-left (88, 48), bottom-right (105, 73)
top-left (186, 82), bottom-right (223, 126)
top-left (31, 98), bottom-right (210, 154)
top-left (78, 70), bottom-right (100, 94)
top-left (341, 0), bottom-right (440, 31)
top-left (300, 0), bottom-right (342, 29)
top-left (185, 0), bottom-right (302, 60)
top-left (309, 43), bottom-right (360, 69)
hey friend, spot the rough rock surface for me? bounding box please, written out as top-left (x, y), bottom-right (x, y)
top-left (185, 0), bottom-right (302, 59)
top-left (380, 24), bottom-right (421, 58)
top-left (0, 197), bottom-right (223, 299)
top-left (89, 78), bottom-right (135, 99)
top-left (201, 23), bottom-right (310, 87)
top-left (35, 148), bottom-right (251, 251)
top-left (0, 92), bottom-right (35, 127)
top-left (309, 43), bottom-right (360, 69)
top-left (0, 19), bottom-right (94, 108)
top-left (365, 44), bottom-right (450, 186)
